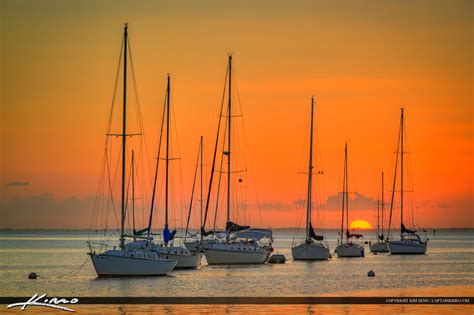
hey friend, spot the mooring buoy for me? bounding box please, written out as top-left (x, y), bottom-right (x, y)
top-left (28, 272), bottom-right (37, 279)
top-left (368, 270), bottom-right (375, 277)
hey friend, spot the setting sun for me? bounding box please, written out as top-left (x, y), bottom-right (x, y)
top-left (349, 220), bottom-right (372, 230)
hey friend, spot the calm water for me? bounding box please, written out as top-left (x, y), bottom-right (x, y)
top-left (0, 229), bottom-right (472, 297)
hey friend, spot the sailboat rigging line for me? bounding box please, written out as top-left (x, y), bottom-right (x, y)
top-left (127, 37), bottom-right (154, 231)
top-left (201, 62), bottom-right (229, 233)
top-left (200, 136), bottom-right (204, 241)
top-left (185, 139), bottom-right (201, 235)
top-left (340, 145), bottom-right (345, 244)
top-left (403, 120), bottom-right (417, 228)
top-left (213, 125), bottom-right (227, 231)
top-left (147, 79), bottom-right (167, 239)
top-left (104, 145), bottom-right (120, 235)
top-left (106, 38), bottom-right (124, 135)
top-left (88, 147), bottom-right (107, 240)
top-left (291, 110), bottom-right (311, 244)
top-left (88, 37), bottom-right (123, 241)
top-left (387, 112), bottom-right (402, 240)
top-left (345, 144), bottom-right (349, 241)
top-left (170, 91), bottom-right (187, 234)
top-left (233, 69), bottom-right (264, 227)
top-left (313, 113), bottom-right (327, 239)
top-left (124, 152), bottom-right (132, 232)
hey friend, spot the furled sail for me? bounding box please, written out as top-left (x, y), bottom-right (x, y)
top-left (309, 223), bottom-right (324, 241)
top-left (226, 221), bottom-right (250, 232)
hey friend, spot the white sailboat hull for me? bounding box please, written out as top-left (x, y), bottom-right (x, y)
top-left (335, 243), bottom-right (365, 257)
top-left (157, 247), bottom-right (202, 269)
top-left (203, 243), bottom-right (271, 265)
top-left (125, 241), bottom-right (201, 269)
top-left (369, 242), bottom-right (389, 253)
top-left (184, 239), bottom-right (217, 252)
top-left (89, 250), bottom-right (177, 277)
top-left (292, 243), bottom-right (331, 260)
top-left (388, 240), bottom-right (427, 255)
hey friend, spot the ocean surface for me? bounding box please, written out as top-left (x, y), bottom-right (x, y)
top-left (0, 229), bottom-right (473, 297)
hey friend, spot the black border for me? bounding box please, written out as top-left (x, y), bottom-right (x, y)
top-left (1, 297), bottom-right (472, 305)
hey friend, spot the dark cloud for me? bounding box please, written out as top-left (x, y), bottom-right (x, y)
top-left (263, 193), bottom-right (377, 212)
top-left (321, 192), bottom-right (377, 211)
top-left (259, 201), bottom-right (287, 210)
top-left (0, 194), bottom-right (96, 228)
top-left (6, 181), bottom-right (29, 187)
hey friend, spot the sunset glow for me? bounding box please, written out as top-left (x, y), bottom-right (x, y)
top-left (0, 0), bottom-right (472, 229)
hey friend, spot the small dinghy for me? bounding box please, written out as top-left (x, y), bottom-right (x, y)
top-left (267, 254), bottom-right (286, 264)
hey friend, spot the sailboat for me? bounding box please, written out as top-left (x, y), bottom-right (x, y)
top-left (387, 108), bottom-right (428, 255)
top-left (335, 143), bottom-right (365, 258)
top-left (369, 172), bottom-right (389, 253)
top-left (291, 97), bottom-right (331, 260)
top-left (201, 55), bottom-right (273, 265)
top-left (87, 24), bottom-right (177, 276)
top-left (126, 75), bottom-right (201, 269)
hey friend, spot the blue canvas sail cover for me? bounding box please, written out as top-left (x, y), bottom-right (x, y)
top-left (163, 226), bottom-right (177, 243)
top-left (401, 223), bottom-right (415, 234)
top-left (226, 221), bottom-right (250, 232)
top-left (309, 223), bottom-right (324, 241)
top-left (346, 230), bottom-right (363, 239)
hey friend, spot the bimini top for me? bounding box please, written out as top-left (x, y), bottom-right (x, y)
top-left (230, 229), bottom-right (273, 241)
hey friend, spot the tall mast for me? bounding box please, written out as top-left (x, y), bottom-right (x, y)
top-left (340, 144), bottom-right (345, 244)
top-left (381, 171), bottom-right (384, 238)
top-left (200, 136), bottom-right (204, 242)
top-left (132, 150), bottom-right (135, 233)
top-left (345, 143), bottom-right (349, 241)
top-left (120, 23), bottom-right (128, 249)
top-left (165, 74), bottom-right (171, 235)
top-left (306, 97), bottom-right (314, 241)
top-left (400, 107), bottom-right (404, 236)
top-left (201, 62), bottom-right (228, 235)
top-left (377, 195), bottom-right (380, 239)
top-left (226, 55), bottom-right (232, 223)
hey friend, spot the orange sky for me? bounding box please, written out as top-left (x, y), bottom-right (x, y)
top-left (1, 0), bottom-right (472, 229)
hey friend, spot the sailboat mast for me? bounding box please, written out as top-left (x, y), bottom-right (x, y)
top-left (340, 144), bottom-right (345, 244)
top-left (381, 171), bottom-right (384, 237)
top-left (377, 195), bottom-right (380, 239)
top-left (132, 150), bottom-right (135, 233)
top-left (226, 55), bottom-right (232, 223)
top-left (306, 97), bottom-right (314, 241)
top-left (400, 107), bottom-right (404, 236)
top-left (165, 74), bottom-right (171, 232)
top-left (345, 144), bottom-right (349, 241)
top-left (120, 23), bottom-right (128, 249)
top-left (200, 136), bottom-right (204, 242)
